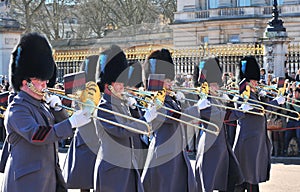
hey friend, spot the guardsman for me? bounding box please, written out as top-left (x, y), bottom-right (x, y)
top-left (231, 56), bottom-right (285, 192)
top-left (141, 48), bottom-right (198, 192)
top-left (93, 44), bottom-right (157, 192)
top-left (2, 32), bottom-right (91, 192)
top-left (124, 61), bottom-right (149, 174)
top-left (193, 57), bottom-right (244, 192)
top-left (63, 55), bottom-right (100, 192)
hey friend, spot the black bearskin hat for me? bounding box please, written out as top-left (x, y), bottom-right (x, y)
top-left (80, 55), bottom-right (99, 82)
top-left (10, 32), bottom-right (55, 91)
top-left (125, 61), bottom-right (143, 88)
top-left (47, 64), bottom-right (57, 88)
top-left (96, 45), bottom-right (128, 92)
top-left (144, 48), bottom-right (175, 80)
top-left (194, 57), bottom-right (223, 86)
top-left (239, 56), bottom-right (260, 81)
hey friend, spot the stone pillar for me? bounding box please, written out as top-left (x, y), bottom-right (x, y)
top-left (0, 2), bottom-right (22, 76)
top-left (218, 0), bottom-right (232, 7)
top-left (0, 33), bottom-right (21, 76)
top-left (263, 0), bottom-right (290, 78)
top-left (263, 40), bottom-right (289, 77)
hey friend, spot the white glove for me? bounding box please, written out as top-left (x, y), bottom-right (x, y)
top-left (45, 95), bottom-right (62, 111)
top-left (239, 103), bottom-right (253, 111)
top-left (221, 94), bottom-right (230, 102)
top-left (143, 106), bottom-right (157, 123)
top-left (197, 98), bottom-right (211, 110)
top-left (126, 97), bottom-right (137, 109)
top-left (175, 91), bottom-right (185, 102)
top-left (274, 96), bottom-right (286, 105)
top-left (69, 109), bottom-right (91, 128)
top-left (258, 90), bottom-right (267, 97)
top-left (232, 96), bottom-right (239, 102)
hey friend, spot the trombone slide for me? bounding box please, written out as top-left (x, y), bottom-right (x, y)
top-left (123, 92), bottom-right (220, 135)
top-left (44, 89), bottom-right (152, 135)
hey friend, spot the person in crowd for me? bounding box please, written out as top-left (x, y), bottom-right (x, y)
top-left (182, 75), bottom-right (193, 88)
top-left (295, 69), bottom-right (300, 82)
top-left (63, 55), bottom-right (100, 192)
top-left (141, 48), bottom-right (197, 192)
top-left (260, 68), bottom-right (267, 85)
top-left (93, 44), bottom-right (157, 192)
top-left (285, 67), bottom-right (296, 82)
top-left (2, 32), bottom-right (91, 192)
top-left (175, 74), bottom-right (185, 86)
top-left (194, 57), bottom-right (244, 192)
top-left (230, 56), bottom-right (286, 192)
top-left (284, 87), bottom-right (300, 156)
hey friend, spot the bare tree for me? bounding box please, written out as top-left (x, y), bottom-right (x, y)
top-left (8, 0), bottom-right (177, 39)
top-left (98, 0), bottom-right (158, 27)
top-left (10, 0), bottom-right (46, 32)
top-left (73, 0), bottom-right (110, 38)
top-left (152, 0), bottom-right (177, 22)
top-left (35, 1), bottom-right (64, 39)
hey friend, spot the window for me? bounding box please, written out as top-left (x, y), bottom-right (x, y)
top-left (277, 0), bottom-right (284, 5)
top-left (208, 0), bottom-right (219, 9)
top-left (228, 34), bottom-right (240, 43)
top-left (238, 0), bottom-right (251, 6)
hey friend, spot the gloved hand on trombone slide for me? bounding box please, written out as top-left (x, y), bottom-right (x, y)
top-left (143, 105), bottom-right (158, 123)
top-left (45, 95), bottom-right (62, 111)
top-left (68, 108), bottom-right (91, 128)
top-left (197, 98), bottom-right (211, 110)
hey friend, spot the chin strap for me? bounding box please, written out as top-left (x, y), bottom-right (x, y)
top-left (26, 79), bottom-right (45, 97)
top-left (108, 85), bottom-right (124, 100)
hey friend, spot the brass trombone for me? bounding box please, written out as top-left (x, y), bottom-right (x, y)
top-left (44, 82), bottom-right (152, 136)
top-left (217, 89), bottom-right (300, 121)
top-left (173, 84), bottom-right (300, 120)
top-left (172, 87), bottom-right (265, 116)
top-left (123, 88), bottom-right (220, 136)
top-left (256, 85), bottom-right (300, 109)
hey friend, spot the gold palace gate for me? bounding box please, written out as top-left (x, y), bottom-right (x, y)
top-left (53, 43), bottom-right (300, 82)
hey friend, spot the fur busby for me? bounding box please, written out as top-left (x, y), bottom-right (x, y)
top-left (96, 45), bottom-right (128, 91)
top-left (239, 56), bottom-right (260, 81)
top-left (144, 48), bottom-right (175, 80)
top-left (80, 55), bottom-right (99, 82)
top-left (194, 57), bottom-right (223, 86)
top-left (47, 64), bottom-right (57, 88)
top-left (125, 61), bottom-right (143, 88)
top-left (10, 32), bottom-right (55, 91)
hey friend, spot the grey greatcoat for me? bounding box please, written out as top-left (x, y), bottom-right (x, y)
top-left (94, 94), bottom-right (146, 192)
top-left (230, 92), bottom-right (277, 184)
top-left (195, 98), bottom-right (244, 192)
top-left (63, 121), bottom-right (100, 189)
top-left (2, 91), bottom-right (73, 192)
top-left (141, 95), bottom-right (197, 192)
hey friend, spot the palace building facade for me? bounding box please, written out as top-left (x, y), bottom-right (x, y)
top-left (172, 0), bottom-right (300, 48)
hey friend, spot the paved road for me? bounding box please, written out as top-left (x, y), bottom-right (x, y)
top-left (50, 153), bottom-right (300, 192)
top-left (1, 152), bottom-right (300, 192)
